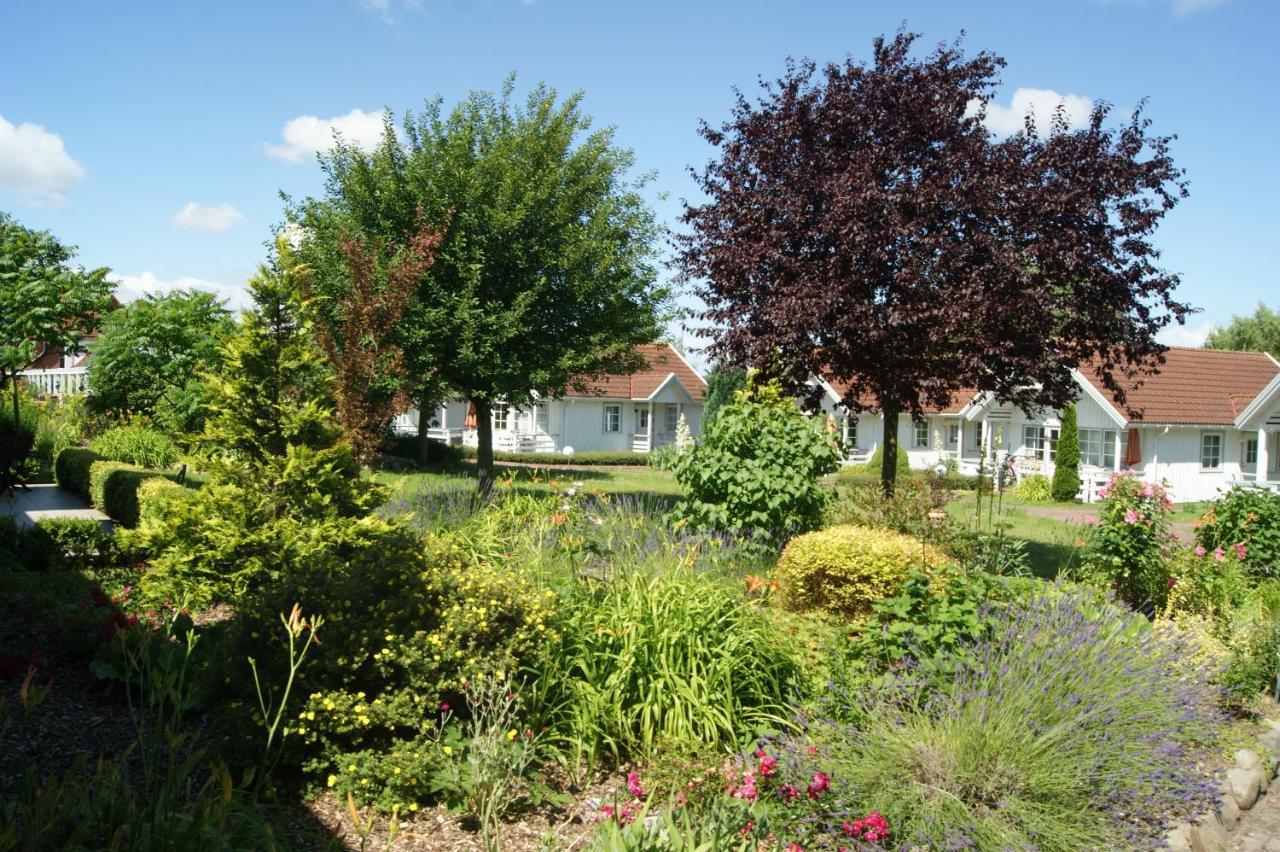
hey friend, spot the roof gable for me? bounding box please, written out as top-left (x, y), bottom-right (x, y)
top-left (567, 343), bottom-right (707, 402)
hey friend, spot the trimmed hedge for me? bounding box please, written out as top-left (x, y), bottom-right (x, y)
top-left (89, 461), bottom-right (188, 529)
top-left (0, 516), bottom-right (114, 572)
top-left (55, 447), bottom-right (104, 497)
top-left (135, 477), bottom-right (190, 528)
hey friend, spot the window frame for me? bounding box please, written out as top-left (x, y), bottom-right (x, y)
top-left (1200, 432), bottom-right (1223, 471)
top-left (603, 404), bottom-right (621, 433)
top-left (912, 418), bottom-right (929, 449)
top-left (1244, 438), bottom-right (1258, 466)
top-left (492, 403), bottom-right (510, 431)
top-left (947, 424), bottom-right (959, 447)
top-left (664, 405), bottom-right (678, 433)
top-left (845, 416), bottom-right (858, 448)
top-left (1023, 425), bottom-right (1044, 454)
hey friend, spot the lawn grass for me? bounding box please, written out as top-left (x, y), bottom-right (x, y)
top-left (378, 461), bottom-right (683, 502)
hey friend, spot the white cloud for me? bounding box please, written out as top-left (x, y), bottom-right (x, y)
top-left (263, 108), bottom-right (389, 164)
top-left (109, 271), bottom-right (251, 311)
top-left (171, 201), bottom-right (243, 232)
top-left (0, 114), bottom-right (86, 204)
top-left (978, 88), bottom-right (1094, 136)
top-left (1158, 320), bottom-right (1215, 348)
top-left (355, 0), bottom-right (421, 24)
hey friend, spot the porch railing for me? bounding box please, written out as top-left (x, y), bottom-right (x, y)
top-left (18, 366), bottom-right (89, 396)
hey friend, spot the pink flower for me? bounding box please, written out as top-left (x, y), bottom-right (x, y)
top-left (1124, 508), bottom-right (1140, 525)
top-left (440, 702), bottom-right (450, 714)
top-left (1213, 548), bottom-right (1225, 563)
top-left (755, 750), bottom-right (778, 777)
top-left (1195, 546), bottom-right (1206, 557)
top-left (732, 768), bottom-right (758, 802)
top-left (1171, 531), bottom-right (1180, 541)
top-left (1235, 543), bottom-right (1247, 559)
top-left (787, 845), bottom-right (804, 852)
top-left (779, 783), bottom-right (799, 803)
top-left (626, 771), bottom-right (644, 799)
top-left (847, 811), bottom-right (889, 842)
top-left (739, 822), bottom-right (755, 838)
top-left (807, 771), bottom-right (830, 799)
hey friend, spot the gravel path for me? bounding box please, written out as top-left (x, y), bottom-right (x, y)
top-left (1019, 502), bottom-right (1199, 541)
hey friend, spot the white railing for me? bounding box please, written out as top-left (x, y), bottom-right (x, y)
top-left (495, 431), bottom-right (558, 454)
top-left (19, 366), bottom-right (88, 396)
top-left (631, 433), bottom-right (651, 453)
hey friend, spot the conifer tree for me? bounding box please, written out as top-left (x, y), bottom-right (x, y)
top-left (1052, 404), bottom-right (1082, 502)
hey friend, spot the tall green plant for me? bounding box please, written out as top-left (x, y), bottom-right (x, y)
top-left (1051, 404), bottom-right (1081, 502)
top-left (670, 382), bottom-right (842, 540)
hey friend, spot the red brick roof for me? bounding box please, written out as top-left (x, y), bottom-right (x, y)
top-left (823, 377), bottom-right (979, 415)
top-left (570, 343), bottom-right (707, 401)
top-left (1077, 347), bottom-right (1280, 425)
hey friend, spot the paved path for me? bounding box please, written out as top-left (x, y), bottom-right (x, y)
top-left (1020, 503), bottom-right (1199, 541)
top-left (1229, 783), bottom-right (1280, 851)
top-left (0, 483), bottom-right (110, 528)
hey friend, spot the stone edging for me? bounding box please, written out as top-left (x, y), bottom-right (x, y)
top-left (1167, 718), bottom-right (1280, 852)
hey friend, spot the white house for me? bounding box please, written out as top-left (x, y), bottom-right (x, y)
top-left (817, 347), bottom-right (1280, 504)
top-left (394, 343), bottom-right (707, 455)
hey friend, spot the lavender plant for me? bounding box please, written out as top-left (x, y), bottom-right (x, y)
top-left (806, 589), bottom-right (1223, 850)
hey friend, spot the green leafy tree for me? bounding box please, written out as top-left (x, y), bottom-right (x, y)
top-left (87, 289), bottom-right (233, 433)
top-left (291, 79), bottom-right (669, 488)
top-left (1052, 404), bottom-right (1081, 502)
top-left (701, 365), bottom-right (747, 426)
top-left (671, 380), bottom-right (842, 541)
top-left (1206, 304), bottom-right (1280, 357)
top-left (0, 212), bottom-right (113, 491)
top-left (136, 239), bottom-right (386, 604)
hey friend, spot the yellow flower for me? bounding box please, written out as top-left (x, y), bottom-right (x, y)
top-left (327, 774), bottom-right (337, 788)
top-left (507, 729), bottom-right (517, 741)
top-left (442, 746), bottom-right (453, 756)
top-left (409, 803), bottom-right (419, 812)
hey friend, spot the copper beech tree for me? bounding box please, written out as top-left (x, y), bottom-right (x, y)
top-left (308, 221), bottom-right (442, 465)
top-left (680, 32), bottom-right (1192, 494)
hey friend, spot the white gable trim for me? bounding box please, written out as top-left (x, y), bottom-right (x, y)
top-left (1235, 356), bottom-right (1280, 428)
top-left (1070, 369), bottom-right (1128, 427)
top-left (638, 372), bottom-right (697, 403)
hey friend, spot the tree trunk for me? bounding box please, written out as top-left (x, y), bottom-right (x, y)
top-left (415, 392), bottom-right (433, 467)
top-left (881, 402), bottom-right (900, 498)
top-left (473, 397), bottom-right (494, 494)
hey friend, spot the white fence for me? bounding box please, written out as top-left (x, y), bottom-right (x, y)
top-left (18, 366), bottom-right (88, 396)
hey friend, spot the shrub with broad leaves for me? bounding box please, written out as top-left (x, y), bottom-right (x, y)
top-left (1077, 472), bottom-right (1175, 612)
top-left (1197, 485), bottom-right (1280, 579)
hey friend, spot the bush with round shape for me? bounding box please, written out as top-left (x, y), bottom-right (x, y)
top-left (1015, 473), bottom-right (1053, 503)
top-left (89, 424), bottom-right (179, 469)
top-left (774, 524), bottom-right (947, 617)
top-left (88, 460), bottom-right (183, 528)
top-left (1077, 472), bottom-right (1175, 613)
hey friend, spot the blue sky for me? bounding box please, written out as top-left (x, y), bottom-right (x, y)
top-left (4, 0), bottom-right (1276, 354)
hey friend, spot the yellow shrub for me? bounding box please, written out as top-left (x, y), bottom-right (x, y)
top-left (774, 524), bottom-right (946, 616)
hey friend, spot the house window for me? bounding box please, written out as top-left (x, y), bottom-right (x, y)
top-left (603, 404), bottom-right (621, 433)
top-left (1201, 433), bottom-right (1223, 470)
top-left (664, 405), bottom-right (678, 432)
top-left (1245, 439), bottom-right (1258, 466)
top-left (845, 416), bottom-right (858, 448)
top-left (969, 424), bottom-right (982, 451)
top-left (636, 407), bottom-right (649, 433)
top-left (535, 403), bottom-right (549, 432)
top-left (493, 403), bottom-right (509, 431)
top-left (1079, 429), bottom-right (1118, 468)
top-left (1023, 425), bottom-right (1044, 453)
top-left (947, 424), bottom-right (959, 446)
top-left (1046, 427), bottom-right (1060, 462)
top-left (912, 419), bottom-right (929, 448)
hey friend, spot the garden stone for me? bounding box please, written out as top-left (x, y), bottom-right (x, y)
top-left (1218, 789), bottom-right (1241, 829)
top-left (1237, 748), bottom-right (1263, 771)
top-left (1259, 729), bottom-right (1280, 755)
top-left (1164, 823), bottom-right (1192, 852)
top-left (1190, 812), bottom-right (1226, 852)
top-left (1227, 766), bottom-right (1262, 809)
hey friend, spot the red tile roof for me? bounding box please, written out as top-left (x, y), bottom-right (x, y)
top-left (569, 343), bottom-right (707, 401)
top-left (823, 377), bottom-right (979, 415)
top-left (1077, 347), bottom-right (1280, 425)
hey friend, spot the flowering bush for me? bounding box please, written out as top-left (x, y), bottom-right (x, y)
top-left (1077, 472), bottom-right (1175, 612)
top-left (1196, 485), bottom-right (1280, 579)
top-left (217, 529), bottom-right (558, 810)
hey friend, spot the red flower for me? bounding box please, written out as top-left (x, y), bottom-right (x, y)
top-left (779, 783), bottom-right (799, 802)
top-left (757, 753), bottom-right (778, 777)
top-left (807, 771), bottom-right (830, 799)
